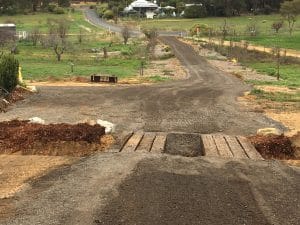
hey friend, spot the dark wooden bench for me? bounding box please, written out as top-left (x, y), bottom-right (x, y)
top-left (91, 75), bottom-right (118, 83)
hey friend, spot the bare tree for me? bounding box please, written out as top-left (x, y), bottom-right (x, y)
top-left (280, 0), bottom-right (300, 35)
top-left (78, 28), bottom-right (84, 44)
top-left (29, 27), bottom-right (41, 46)
top-left (53, 37), bottom-right (67, 62)
top-left (272, 21), bottom-right (284, 34)
top-left (121, 26), bottom-right (130, 45)
top-left (273, 46), bottom-right (281, 80)
top-left (246, 21), bottom-right (259, 37)
top-left (143, 29), bottom-right (158, 58)
top-left (0, 29), bottom-right (17, 54)
top-left (220, 19), bottom-right (229, 40)
top-left (57, 19), bottom-right (70, 39)
top-left (103, 47), bottom-right (108, 59)
top-left (46, 19), bottom-right (70, 62)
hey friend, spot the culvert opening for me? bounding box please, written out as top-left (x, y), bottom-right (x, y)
top-left (164, 133), bottom-right (203, 157)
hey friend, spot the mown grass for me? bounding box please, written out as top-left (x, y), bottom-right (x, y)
top-left (123, 15), bottom-right (286, 32)
top-left (230, 33), bottom-right (300, 51)
top-left (14, 36), bottom-right (144, 81)
top-left (0, 10), bottom-right (101, 34)
top-left (123, 14), bottom-right (300, 50)
top-left (244, 62), bottom-right (300, 88)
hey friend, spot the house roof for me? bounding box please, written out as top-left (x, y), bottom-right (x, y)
top-left (130, 0), bottom-right (158, 8)
top-left (0, 24), bottom-right (16, 28)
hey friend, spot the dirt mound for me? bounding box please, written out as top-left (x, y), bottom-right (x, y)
top-left (249, 135), bottom-right (297, 160)
top-left (0, 120), bottom-right (108, 157)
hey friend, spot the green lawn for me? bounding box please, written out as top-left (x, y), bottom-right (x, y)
top-left (123, 14), bottom-right (300, 50)
top-left (123, 14), bottom-right (298, 32)
top-left (9, 33), bottom-right (143, 81)
top-left (0, 10), bottom-right (101, 34)
top-left (245, 62), bottom-right (300, 88)
top-left (230, 33), bottom-right (300, 51)
top-left (250, 88), bottom-right (300, 102)
top-left (0, 10), bottom-right (148, 81)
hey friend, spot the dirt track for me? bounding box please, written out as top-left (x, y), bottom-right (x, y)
top-left (1, 37), bottom-right (282, 135)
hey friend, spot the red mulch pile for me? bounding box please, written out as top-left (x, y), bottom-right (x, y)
top-left (7, 87), bottom-right (31, 103)
top-left (248, 135), bottom-right (297, 160)
top-left (1, 87), bottom-right (32, 112)
top-left (0, 120), bottom-right (106, 156)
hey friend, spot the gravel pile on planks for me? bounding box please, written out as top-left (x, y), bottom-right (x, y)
top-left (249, 135), bottom-right (297, 160)
top-left (0, 120), bottom-right (107, 157)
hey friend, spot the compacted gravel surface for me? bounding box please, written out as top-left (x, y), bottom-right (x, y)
top-left (1, 37), bottom-right (282, 135)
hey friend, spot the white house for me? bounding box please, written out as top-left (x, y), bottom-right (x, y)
top-left (124, 0), bottom-right (159, 19)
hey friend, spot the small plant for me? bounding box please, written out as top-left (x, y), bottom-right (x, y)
top-left (121, 26), bottom-right (130, 45)
top-left (143, 29), bottom-right (158, 58)
top-left (246, 21), bottom-right (259, 36)
top-left (272, 21), bottom-right (284, 33)
top-left (0, 54), bottom-right (19, 92)
top-left (280, 0), bottom-right (300, 35)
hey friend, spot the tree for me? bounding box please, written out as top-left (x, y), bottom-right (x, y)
top-left (121, 26), bottom-right (130, 45)
top-left (143, 28), bottom-right (158, 58)
top-left (58, 0), bottom-right (70, 7)
top-left (272, 21), bottom-right (283, 33)
top-left (29, 27), bottom-right (41, 46)
top-left (52, 37), bottom-right (67, 62)
top-left (46, 19), bottom-right (70, 61)
top-left (280, 0), bottom-right (300, 35)
top-left (184, 5), bottom-right (207, 18)
top-left (78, 28), bottom-right (84, 44)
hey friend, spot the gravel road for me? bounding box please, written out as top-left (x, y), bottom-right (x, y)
top-left (1, 37), bottom-right (282, 135)
top-left (2, 154), bottom-right (299, 225)
top-left (1, 19), bottom-right (298, 225)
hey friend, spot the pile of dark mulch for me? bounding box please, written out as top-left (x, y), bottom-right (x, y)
top-left (0, 87), bottom-right (32, 113)
top-left (0, 120), bottom-right (106, 155)
top-left (248, 135), bottom-right (297, 160)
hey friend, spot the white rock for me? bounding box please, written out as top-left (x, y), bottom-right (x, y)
top-left (27, 86), bottom-right (38, 93)
top-left (257, 128), bottom-right (283, 136)
top-left (29, 117), bottom-right (45, 125)
top-left (2, 99), bottom-right (9, 104)
top-left (97, 119), bottom-right (116, 134)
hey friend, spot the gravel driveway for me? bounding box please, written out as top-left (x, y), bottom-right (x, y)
top-left (1, 37), bottom-right (282, 135)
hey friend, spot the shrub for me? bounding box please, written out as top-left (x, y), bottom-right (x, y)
top-left (184, 5), bottom-right (207, 18)
top-left (0, 55), bottom-right (19, 92)
top-left (96, 3), bottom-right (109, 17)
top-left (190, 24), bottom-right (212, 36)
top-left (54, 7), bottom-right (65, 14)
top-left (103, 10), bottom-right (114, 19)
top-left (48, 3), bottom-right (57, 12)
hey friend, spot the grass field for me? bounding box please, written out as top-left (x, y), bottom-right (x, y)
top-left (245, 62), bottom-right (300, 88)
top-left (15, 37), bottom-right (143, 81)
top-left (0, 9), bottom-right (148, 81)
top-left (122, 14), bottom-right (300, 50)
top-left (0, 10), bottom-right (101, 34)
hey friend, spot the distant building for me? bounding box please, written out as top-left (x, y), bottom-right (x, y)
top-left (124, 0), bottom-right (159, 19)
top-left (0, 24), bottom-right (16, 42)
